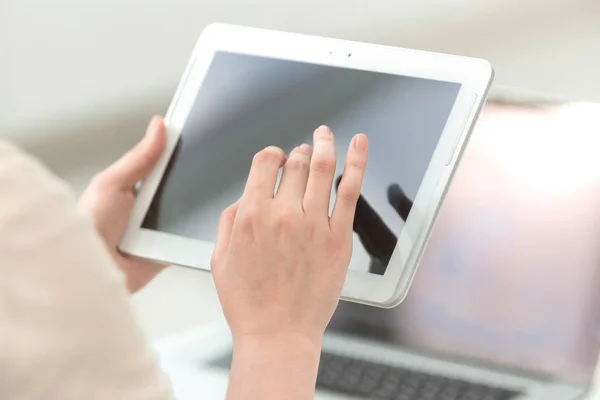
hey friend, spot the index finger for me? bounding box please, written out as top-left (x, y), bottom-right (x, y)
top-left (330, 134), bottom-right (368, 232)
top-left (243, 146), bottom-right (287, 202)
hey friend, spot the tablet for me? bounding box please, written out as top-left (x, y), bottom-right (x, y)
top-left (120, 23), bottom-right (493, 307)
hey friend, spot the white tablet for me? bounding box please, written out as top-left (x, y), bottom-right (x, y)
top-left (120, 23), bottom-right (493, 307)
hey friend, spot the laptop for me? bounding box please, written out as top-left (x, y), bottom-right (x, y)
top-left (154, 98), bottom-right (600, 400)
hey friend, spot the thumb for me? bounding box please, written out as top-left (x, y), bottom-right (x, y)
top-left (104, 116), bottom-right (167, 190)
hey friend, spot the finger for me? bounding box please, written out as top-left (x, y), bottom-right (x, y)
top-left (102, 116), bottom-right (167, 190)
top-left (243, 146), bottom-right (286, 202)
top-left (212, 201), bottom-right (239, 266)
top-left (276, 144), bottom-right (312, 203)
top-left (330, 134), bottom-right (368, 232)
top-left (335, 173), bottom-right (397, 258)
top-left (387, 183), bottom-right (413, 222)
top-left (303, 126), bottom-right (337, 216)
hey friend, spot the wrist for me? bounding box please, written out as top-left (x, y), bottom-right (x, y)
top-left (228, 332), bottom-right (323, 399)
top-left (233, 331), bottom-right (323, 355)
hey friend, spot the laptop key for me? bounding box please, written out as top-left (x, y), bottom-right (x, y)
top-left (208, 351), bottom-right (523, 399)
top-left (316, 353), bottom-right (522, 400)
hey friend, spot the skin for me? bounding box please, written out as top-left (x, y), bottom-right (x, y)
top-left (77, 116), bottom-right (169, 293)
top-left (211, 126), bottom-right (369, 400)
top-left (77, 117), bottom-right (368, 399)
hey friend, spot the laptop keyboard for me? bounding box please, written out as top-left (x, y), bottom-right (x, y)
top-left (209, 351), bottom-right (522, 400)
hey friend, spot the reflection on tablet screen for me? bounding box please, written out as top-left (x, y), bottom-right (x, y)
top-left (142, 51), bottom-right (461, 275)
top-left (329, 102), bottom-right (600, 382)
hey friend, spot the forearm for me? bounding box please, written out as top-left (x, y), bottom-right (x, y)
top-left (0, 140), bottom-right (172, 400)
top-left (227, 334), bottom-right (322, 400)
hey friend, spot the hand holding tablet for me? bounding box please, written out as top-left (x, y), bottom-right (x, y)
top-left (119, 23), bottom-right (494, 307)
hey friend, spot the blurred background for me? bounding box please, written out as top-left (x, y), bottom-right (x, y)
top-left (2, 0), bottom-right (600, 398)
top-left (4, 0), bottom-right (599, 338)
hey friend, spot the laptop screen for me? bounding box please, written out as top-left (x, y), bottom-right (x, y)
top-left (327, 101), bottom-right (600, 383)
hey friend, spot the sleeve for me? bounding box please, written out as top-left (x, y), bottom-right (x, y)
top-left (0, 140), bottom-right (173, 400)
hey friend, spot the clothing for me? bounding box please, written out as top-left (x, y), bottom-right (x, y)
top-left (0, 140), bottom-right (172, 399)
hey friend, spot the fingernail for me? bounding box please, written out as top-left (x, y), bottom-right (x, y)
top-left (353, 134), bottom-right (368, 150)
top-left (298, 143), bottom-right (312, 153)
top-left (316, 125), bottom-right (332, 138)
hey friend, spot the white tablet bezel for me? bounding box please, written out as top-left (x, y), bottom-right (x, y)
top-left (119, 23), bottom-right (493, 307)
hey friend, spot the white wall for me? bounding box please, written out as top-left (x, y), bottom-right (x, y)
top-left (4, 0), bottom-right (600, 143)
top-left (3, 0), bottom-right (600, 340)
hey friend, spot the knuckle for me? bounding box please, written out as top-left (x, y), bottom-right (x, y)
top-left (347, 156), bottom-right (367, 171)
top-left (137, 152), bottom-right (155, 170)
top-left (312, 156), bottom-right (336, 174)
top-left (337, 184), bottom-right (359, 203)
top-left (253, 146), bottom-right (285, 166)
top-left (285, 156), bottom-right (309, 172)
top-left (274, 207), bottom-right (297, 228)
top-left (210, 257), bottom-right (226, 283)
top-left (239, 204), bottom-right (262, 226)
top-left (210, 252), bottom-right (221, 269)
top-left (220, 203), bottom-right (237, 220)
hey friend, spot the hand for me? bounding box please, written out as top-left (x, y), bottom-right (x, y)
top-left (78, 116), bottom-right (168, 293)
top-left (211, 126), bottom-right (368, 399)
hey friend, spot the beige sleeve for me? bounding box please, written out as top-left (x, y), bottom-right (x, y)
top-left (0, 141), bottom-right (173, 400)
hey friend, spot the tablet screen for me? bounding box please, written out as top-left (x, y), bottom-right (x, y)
top-left (142, 51), bottom-right (461, 275)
